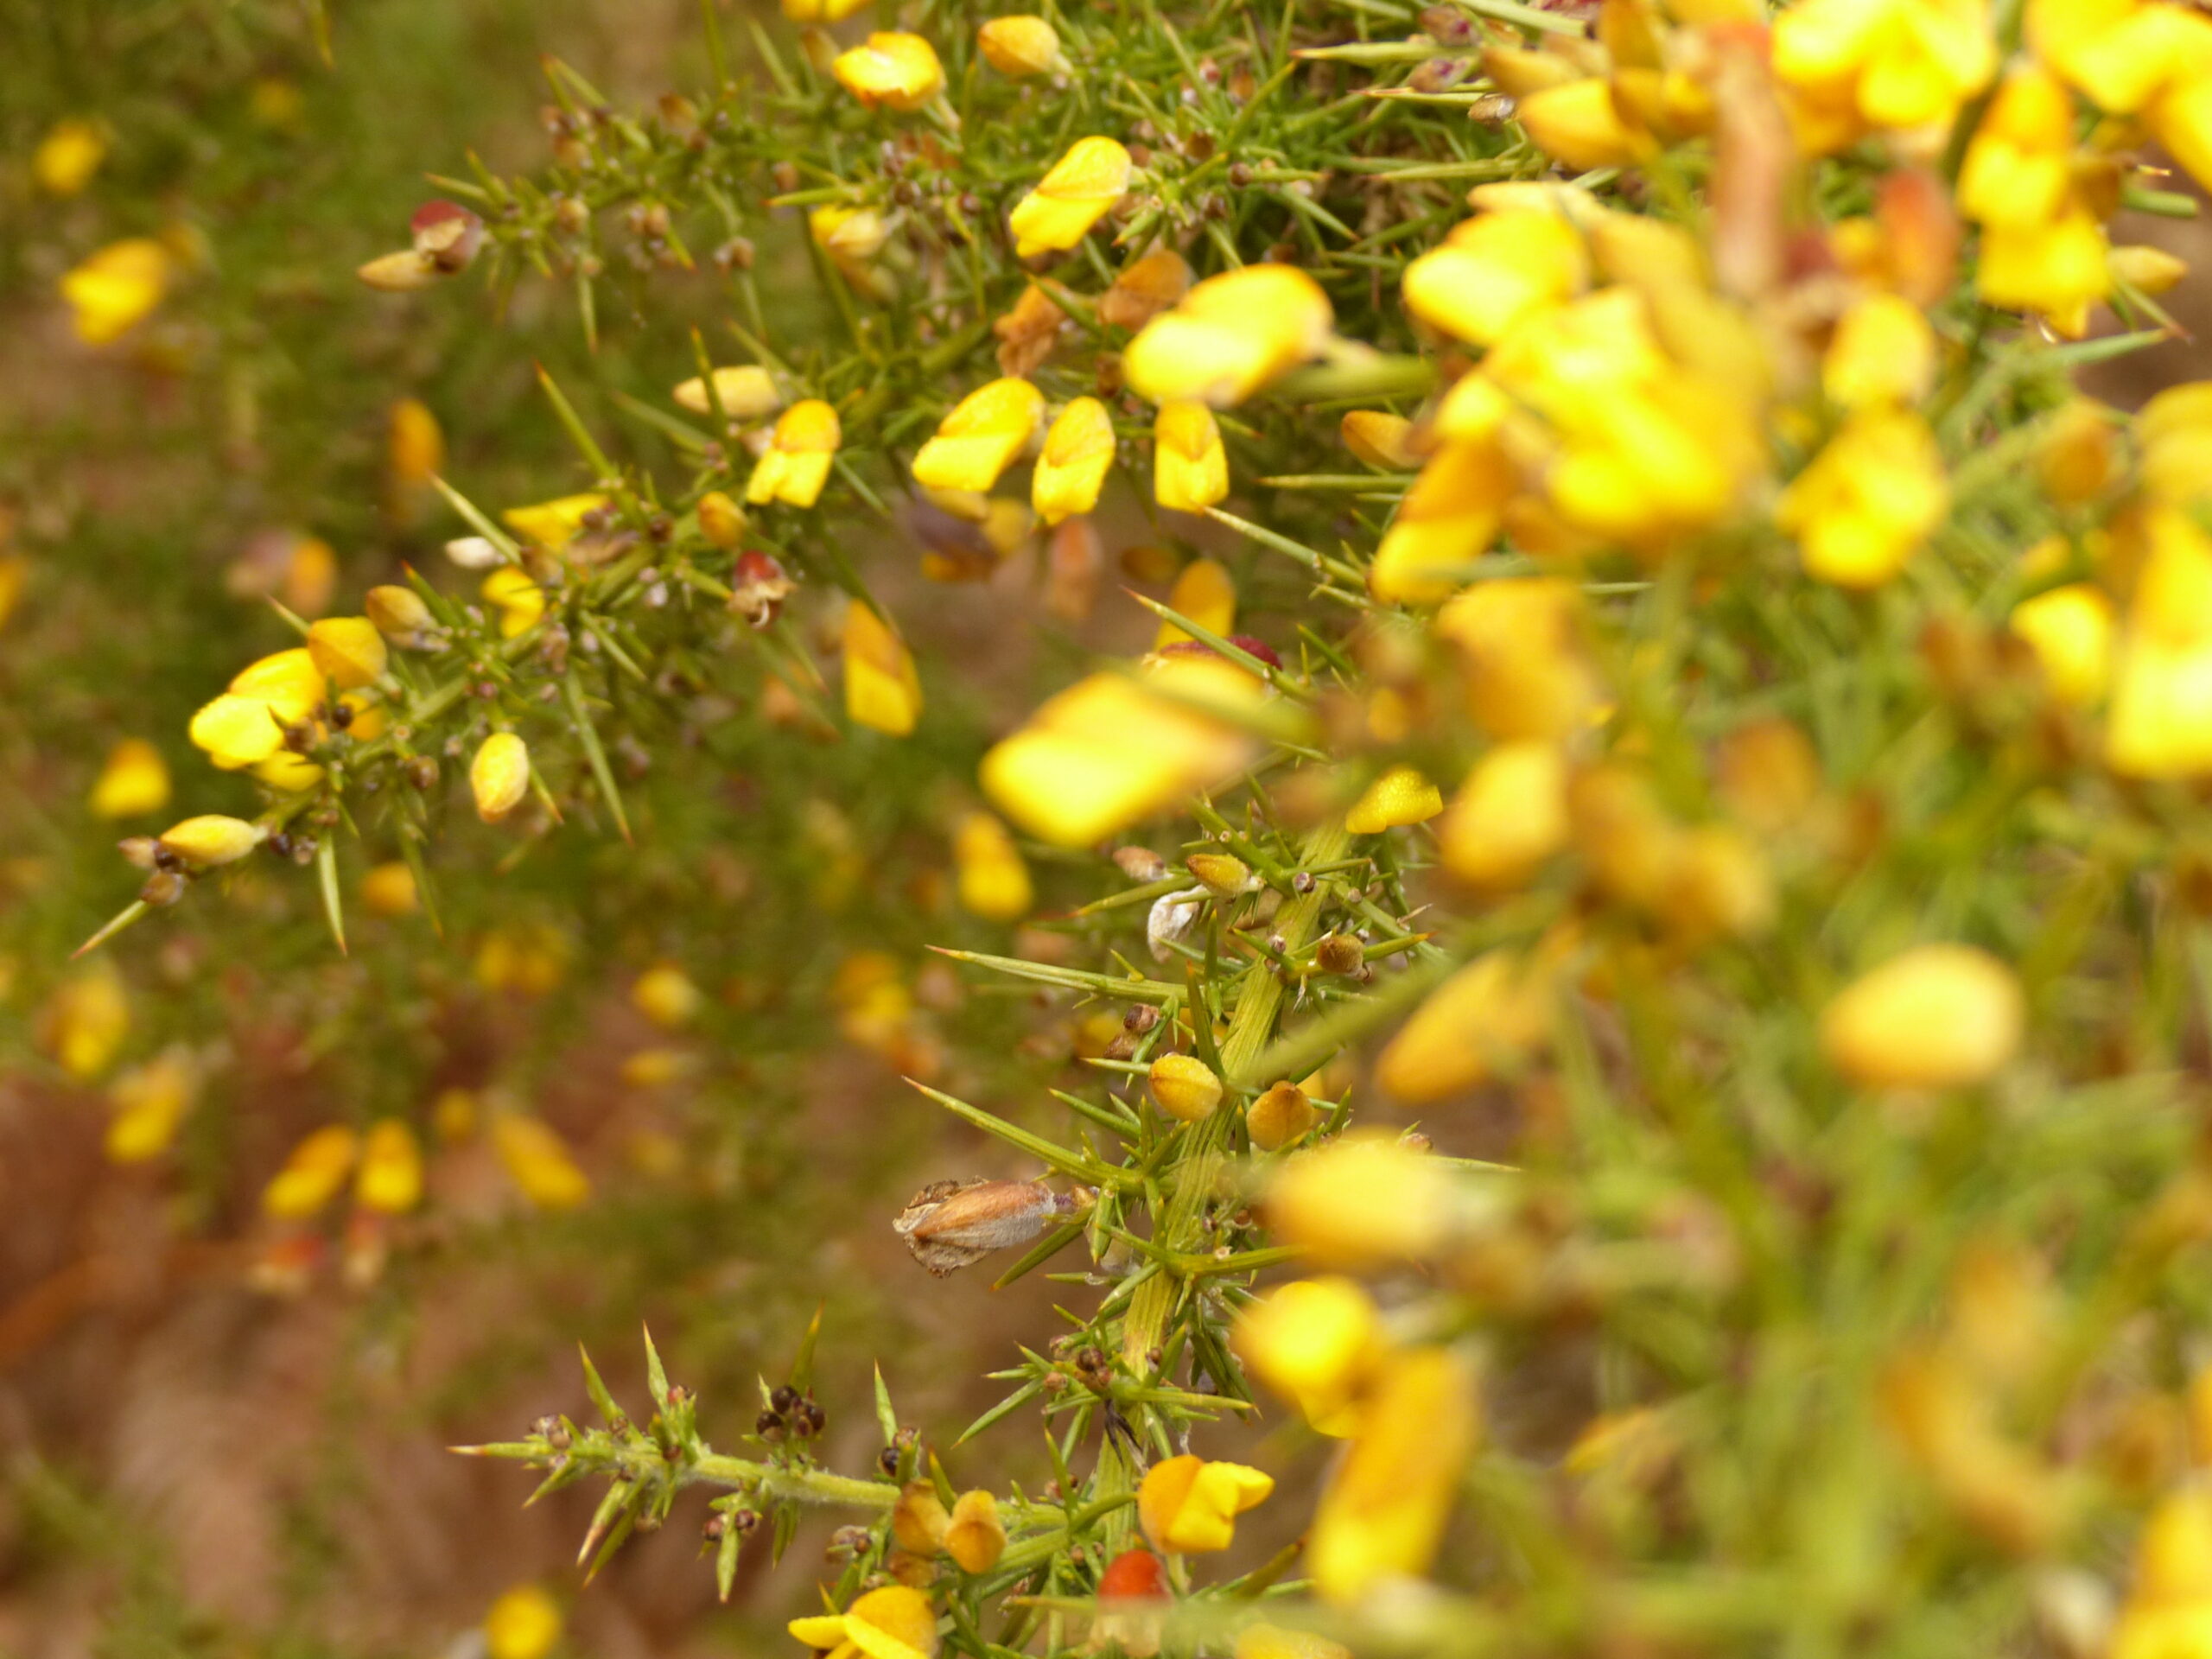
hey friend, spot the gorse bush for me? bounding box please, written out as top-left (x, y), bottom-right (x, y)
top-left (29, 0), bottom-right (2212, 1652)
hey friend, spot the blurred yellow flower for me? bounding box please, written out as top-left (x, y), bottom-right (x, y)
top-left (360, 861), bottom-right (420, 917)
top-left (481, 566), bottom-right (545, 639)
top-left (263, 1125), bottom-right (359, 1219)
top-left (61, 238), bottom-right (170, 345)
top-left (1402, 210), bottom-right (1588, 348)
top-left (1309, 1347), bottom-right (1480, 1602)
top-left (308, 616), bottom-right (388, 690)
top-left (1820, 944), bottom-right (2024, 1089)
top-left (632, 963), bottom-right (704, 1029)
top-left (1773, 0), bottom-right (1996, 133)
top-left (1153, 401), bottom-right (1228, 513)
top-left (105, 1049), bottom-right (198, 1164)
top-left (388, 397), bottom-right (445, 488)
top-left (44, 963), bottom-right (129, 1082)
top-left (2010, 582), bottom-right (2113, 706)
top-left (1778, 409), bottom-right (1948, 588)
top-left (979, 16), bottom-right (1067, 77)
top-left (1376, 947), bottom-right (1556, 1103)
top-left (88, 739), bottom-right (171, 819)
top-left (1439, 741), bottom-right (1569, 890)
top-left (355, 1118), bottom-right (424, 1214)
top-left (944, 1491), bottom-right (1007, 1573)
top-left (501, 493), bottom-right (606, 550)
top-left (844, 602), bottom-right (924, 736)
top-left (34, 118), bottom-right (107, 196)
top-left (1233, 1276), bottom-right (1383, 1436)
top-left (493, 1115), bottom-right (591, 1210)
top-left (832, 34), bottom-right (945, 111)
top-left (954, 811), bottom-right (1033, 921)
top-left (1369, 440), bottom-right (1514, 604)
top-left (1155, 557), bottom-right (1235, 647)
top-left (484, 1584), bottom-right (564, 1659)
top-left (1124, 265), bottom-right (1333, 408)
top-left (1266, 1130), bottom-right (1460, 1265)
top-left (1032, 397), bottom-right (1116, 525)
top-left (1344, 765), bottom-right (1442, 835)
top-left (673, 365), bottom-right (782, 420)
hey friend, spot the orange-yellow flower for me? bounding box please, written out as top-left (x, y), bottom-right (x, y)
top-left (1137, 1455), bottom-right (1274, 1554)
top-left (788, 1586), bottom-right (940, 1659)
top-left (1779, 409), bottom-right (1948, 588)
top-left (749, 400), bottom-right (842, 508)
top-left (1233, 1277), bottom-right (1385, 1436)
top-left (1009, 137), bottom-right (1132, 259)
top-left (43, 964), bottom-right (129, 1082)
top-left (34, 118), bottom-right (106, 197)
top-left (832, 34), bottom-right (945, 111)
top-left (1308, 1348), bottom-right (1481, 1602)
top-left (263, 1125), bottom-right (359, 1219)
top-left (355, 1118), bottom-right (424, 1214)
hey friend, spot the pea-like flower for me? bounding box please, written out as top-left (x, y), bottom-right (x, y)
top-left (189, 648), bottom-right (324, 770)
top-left (263, 1125), bottom-right (359, 1219)
top-left (1308, 1348), bottom-right (1480, 1602)
top-left (1344, 765), bottom-right (1442, 835)
top-left (355, 1118), bottom-right (423, 1214)
top-left (492, 1114), bottom-right (590, 1209)
top-left (157, 815), bottom-right (265, 870)
top-left (1777, 408), bottom-right (1948, 588)
top-left (1772, 0), bottom-right (1997, 138)
top-left (1031, 397), bottom-right (1115, 525)
top-left (954, 812), bottom-right (1033, 921)
top-left (307, 616), bottom-right (389, 690)
top-left (748, 400), bottom-right (842, 508)
top-left (1153, 402), bottom-right (1228, 514)
top-left (1123, 264), bottom-right (1334, 407)
top-left (500, 492), bottom-right (607, 550)
top-left (1233, 1277), bottom-right (1385, 1437)
top-left (89, 739), bottom-right (171, 820)
top-left (481, 567), bottom-right (546, 639)
top-left (844, 602), bottom-right (923, 736)
top-left (1154, 557), bottom-right (1234, 647)
top-left (62, 238), bottom-right (171, 345)
top-left (1008, 137), bottom-right (1133, 259)
top-left (912, 378), bottom-right (1046, 494)
top-left (831, 34), bottom-right (945, 111)
top-left (1136, 1455), bottom-right (1274, 1554)
top-left (34, 118), bottom-right (106, 197)
top-left (1368, 439), bottom-right (1514, 605)
top-left (787, 1586), bottom-right (941, 1659)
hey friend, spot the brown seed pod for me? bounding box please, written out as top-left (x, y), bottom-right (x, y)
top-left (893, 1178), bottom-right (1093, 1276)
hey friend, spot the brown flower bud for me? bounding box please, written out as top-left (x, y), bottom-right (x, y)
top-left (410, 200), bottom-right (485, 272)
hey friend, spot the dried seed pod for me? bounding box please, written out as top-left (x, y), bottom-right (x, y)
top-left (893, 1178), bottom-right (1092, 1276)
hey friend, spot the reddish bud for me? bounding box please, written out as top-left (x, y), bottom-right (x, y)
top-left (410, 200), bottom-right (486, 273)
top-left (1096, 1548), bottom-right (1170, 1602)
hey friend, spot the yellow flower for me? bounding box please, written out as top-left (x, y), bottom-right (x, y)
top-left (632, 963), bottom-right (704, 1029)
top-left (105, 1050), bottom-right (197, 1164)
top-left (1823, 294), bottom-right (1937, 410)
top-left (1341, 410), bottom-right (1417, 471)
top-left (1154, 401), bottom-right (1229, 513)
top-left (1376, 947), bottom-right (1557, 1103)
top-left (263, 1125), bottom-right (359, 1219)
top-left (845, 602), bottom-right (924, 736)
top-left (61, 238), bottom-right (170, 345)
top-left (1439, 741), bottom-right (1569, 890)
top-left (158, 815), bottom-right (264, 868)
top-left (1233, 1277), bottom-right (1384, 1437)
top-left (471, 732), bottom-right (531, 823)
top-left (697, 491), bottom-right (747, 549)
top-left (2027, 0), bottom-right (2212, 121)
top-left (483, 1585), bottom-right (564, 1659)
top-left (1516, 79), bottom-right (1653, 170)
top-left (1009, 137), bottom-right (1133, 259)
top-left (482, 567), bottom-right (546, 639)
top-left (1959, 67), bottom-right (2076, 228)
top-left (501, 493), bottom-right (607, 549)
top-left (188, 648), bottom-right (322, 770)
top-left (981, 653), bottom-right (1264, 846)
top-left (831, 34), bottom-right (946, 111)
top-left (1248, 1079), bottom-right (1317, 1150)
top-left (979, 16), bottom-right (1067, 77)
top-left (2139, 384), bottom-right (2212, 508)
top-left (1777, 409), bottom-right (1948, 589)
top-left (1032, 397), bottom-right (1116, 525)
top-left (388, 397), bottom-right (444, 487)
top-left (88, 738), bottom-right (171, 819)
top-left (1772, 0), bottom-right (1997, 133)
top-left (308, 616), bottom-right (388, 690)
top-left (812, 206), bottom-right (893, 296)
top-left (1123, 265), bottom-right (1335, 407)
top-left (674, 365), bottom-right (782, 420)
top-left (2109, 505), bottom-right (2212, 778)
top-left (1402, 210), bottom-right (1589, 346)
top-left (1136, 1455), bottom-right (1274, 1554)
top-left (1148, 1053), bottom-right (1224, 1122)
top-left (355, 1118), bottom-right (424, 1214)
top-left (749, 399), bottom-right (842, 508)
top-left (1436, 578), bottom-right (1605, 741)
top-left (1344, 765), bottom-right (1442, 835)
top-left (944, 1491), bottom-right (1007, 1573)
top-left (1265, 1131), bottom-right (1462, 1265)
top-left (43, 963), bottom-right (130, 1083)
top-left (1236, 1627), bottom-right (1351, 1659)
top-left (788, 1586), bottom-right (941, 1659)
top-left (361, 861), bottom-right (419, 917)
top-left (492, 1115), bottom-right (591, 1210)
top-left (1100, 247), bottom-right (1194, 331)
top-left (1369, 440), bottom-right (1516, 605)
top-left (1820, 944), bottom-right (2024, 1089)
top-left (2011, 582), bottom-right (2113, 706)
top-left (1156, 557), bottom-right (1235, 647)
top-left (912, 378), bottom-right (1046, 494)
top-left (954, 811), bottom-right (1033, 921)
top-left (1308, 1348), bottom-right (1480, 1602)
top-left (35, 118), bottom-right (107, 196)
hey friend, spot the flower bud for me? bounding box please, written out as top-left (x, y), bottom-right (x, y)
top-left (1148, 1053), bottom-right (1224, 1122)
top-left (1247, 1081), bottom-right (1316, 1151)
top-left (356, 250), bottom-right (441, 292)
top-left (673, 365), bottom-right (782, 420)
top-left (471, 732), bottom-right (531, 823)
top-left (892, 1483), bottom-right (951, 1554)
top-left (308, 616), bottom-right (389, 689)
top-left (696, 491), bottom-right (747, 549)
top-left (944, 1491), bottom-right (1007, 1573)
top-left (1344, 765), bottom-right (1443, 835)
top-left (366, 584), bottom-right (435, 641)
top-left (1819, 944), bottom-right (2024, 1090)
top-left (444, 534), bottom-right (504, 569)
top-left (1313, 934), bottom-right (1363, 976)
top-left (410, 200), bottom-right (485, 272)
top-left (1185, 852), bottom-right (1256, 899)
top-left (978, 16), bottom-right (1066, 77)
top-left (157, 814), bottom-right (265, 869)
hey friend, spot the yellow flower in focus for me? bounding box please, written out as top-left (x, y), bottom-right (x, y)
top-left (1823, 294), bottom-right (1937, 410)
top-left (471, 732), bottom-right (531, 823)
top-left (1123, 265), bottom-right (1335, 408)
top-left (35, 118), bottom-right (107, 196)
top-left (1008, 137), bottom-right (1133, 259)
top-left (1402, 210), bottom-right (1589, 347)
top-left (355, 1118), bottom-right (424, 1214)
top-left (388, 397), bottom-right (444, 488)
top-left (788, 1586), bottom-right (941, 1659)
top-left (844, 603), bottom-right (924, 737)
top-left (1819, 944), bottom-right (2024, 1089)
top-left (1233, 1276), bottom-right (1384, 1437)
top-left (1778, 409), bottom-right (1948, 588)
top-left (954, 812), bottom-right (1033, 921)
top-left (502, 493), bottom-right (607, 550)
top-left (483, 1584), bottom-right (564, 1659)
top-left (1154, 402), bottom-right (1230, 514)
top-left (105, 1050), bottom-right (197, 1164)
top-left (1344, 765), bottom-right (1442, 835)
top-left (1369, 440), bottom-right (1515, 605)
top-left (2011, 583), bottom-right (2113, 706)
top-left (749, 400), bottom-right (842, 508)
top-left (673, 365), bottom-right (782, 420)
top-left (1772, 0), bottom-right (1997, 133)
top-left (912, 378), bottom-right (1046, 494)
top-left (307, 616), bottom-right (388, 690)
top-left (482, 566), bottom-right (546, 639)
top-left (1136, 1454), bottom-right (1274, 1554)
top-left (1439, 741), bottom-right (1569, 890)
top-left (979, 16), bottom-right (1067, 77)
top-left (88, 738), bottom-right (171, 819)
top-left (1033, 397), bottom-right (1116, 525)
top-left (1266, 1130), bottom-right (1462, 1266)
top-left (61, 238), bottom-right (170, 345)
top-left (158, 815), bottom-right (264, 869)
top-left (1155, 558), bottom-right (1235, 647)
top-left (980, 653), bottom-right (1265, 846)
top-left (263, 1125), bottom-right (359, 1219)
top-left (1308, 1348), bottom-right (1481, 1603)
top-left (360, 861), bottom-right (419, 917)
top-left (1376, 947), bottom-right (1557, 1103)
top-left (493, 1115), bottom-right (591, 1210)
top-left (831, 34), bottom-right (946, 111)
